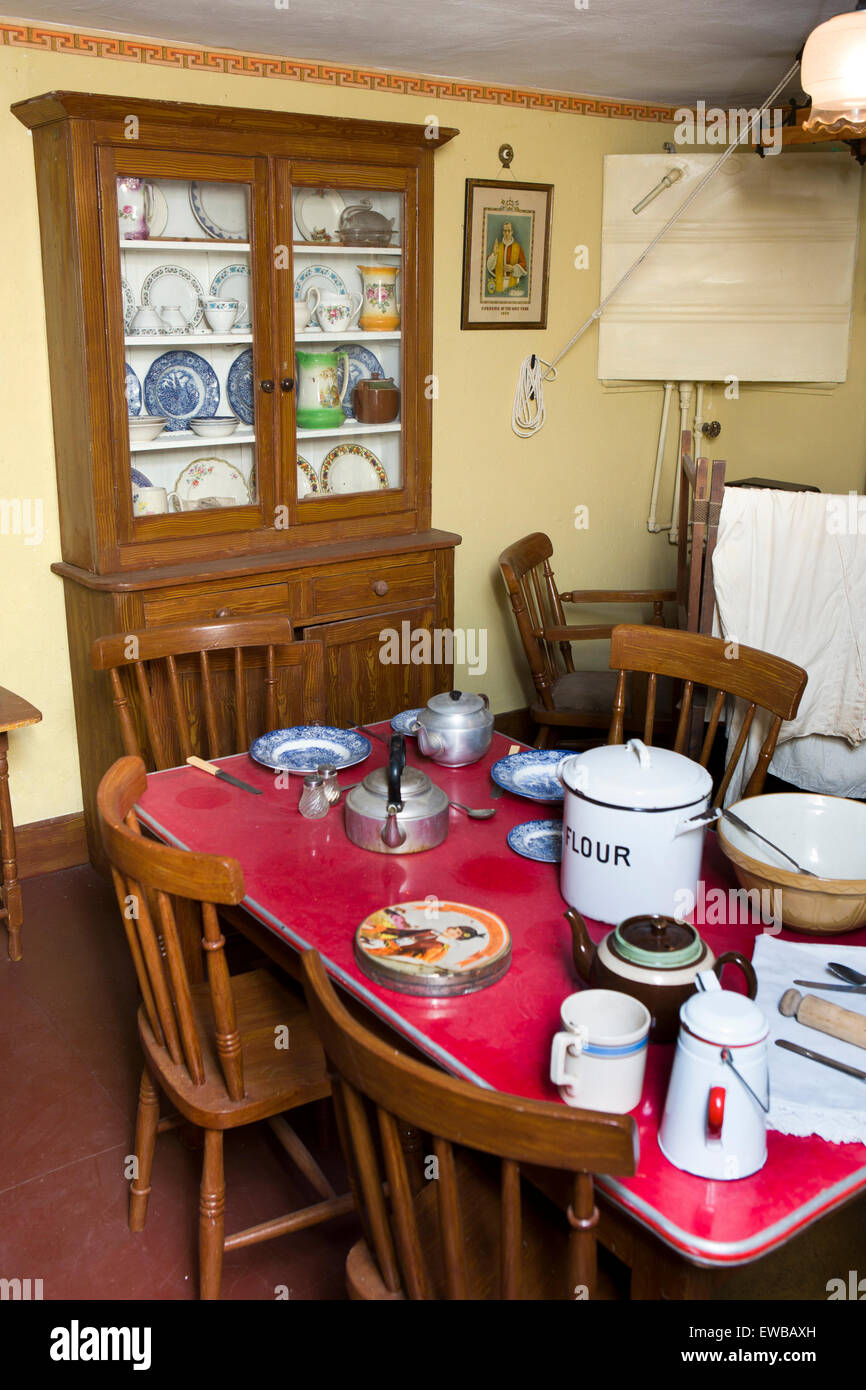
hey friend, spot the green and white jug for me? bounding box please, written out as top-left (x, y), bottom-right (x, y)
top-left (296, 348), bottom-right (350, 429)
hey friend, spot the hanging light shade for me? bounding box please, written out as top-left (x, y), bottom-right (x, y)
top-left (801, 7), bottom-right (866, 134)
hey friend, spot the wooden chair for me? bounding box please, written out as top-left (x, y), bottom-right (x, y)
top-left (300, 949), bottom-right (637, 1301)
top-left (607, 625), bottom-right (808, 807)
top-left (498, 532), bottom-right (675, 747)
top-left (97, 756), bottom-right (354, 1300)
top-left (0, 686), bottom-right (42, 961)
top-left (92, 615), bottom-right (325, 771)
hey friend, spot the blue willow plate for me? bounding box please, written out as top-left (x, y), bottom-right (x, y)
top-left (490, 749), bottom-right (569, 803)
top-left (125, 362), bottom-right (142, 415)
top-left (507, 819), bottom-right (563, 863)
top-left (390, 708), bottom-right (423, 736)
top-left (227, 348), bottom-right (254, 425)
top-left (143, 351), bottom-right (219, 431)
top-left (249, 725), bottom-right (372, 774)
top-left (336, 343), bottom-right (384, 418)
top-left (130, 467), bottom-right (152, 488)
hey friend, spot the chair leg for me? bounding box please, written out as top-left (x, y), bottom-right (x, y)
top-left (129, 1064), bottom-right (160, 1232)
top-left (535, 723), bottom-right (551, 749)
top-left (199, 1130), bottom-right (225, 1300)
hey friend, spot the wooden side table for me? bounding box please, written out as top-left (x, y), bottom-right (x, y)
top-left (0, 688), bottom-right (42, 961)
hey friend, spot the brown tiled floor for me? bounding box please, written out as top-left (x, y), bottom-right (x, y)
top-left (0, 865), bottom-right (360, 1300)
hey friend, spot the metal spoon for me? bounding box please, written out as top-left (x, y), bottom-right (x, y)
top-left (722, 809), bottom-right (821, 878)
top-left (449, 800), bottom-right (496, 820)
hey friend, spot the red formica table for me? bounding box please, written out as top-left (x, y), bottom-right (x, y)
top-left (136, 727), bottom-right (866, 1291)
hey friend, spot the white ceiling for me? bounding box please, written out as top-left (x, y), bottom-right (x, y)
top-left (8, 0), bottom-right (853, 105)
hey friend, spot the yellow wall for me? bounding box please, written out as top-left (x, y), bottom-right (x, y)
top-left (1, 38), bottom-right (864, 825)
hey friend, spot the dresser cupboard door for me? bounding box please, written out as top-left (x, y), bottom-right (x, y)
top-left (305, 605), bottom-right (449, 726)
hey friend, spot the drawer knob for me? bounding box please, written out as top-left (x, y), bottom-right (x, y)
top-left (215, 607), bottom-right (233, 619)
top-left (371, 579), bottom-right (389, 597)
top-left (260, 379), bottom-right (275, 393)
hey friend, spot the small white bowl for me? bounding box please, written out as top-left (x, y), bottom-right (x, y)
top-left (128, 416), bottom-right (166, 442)
top-left (189, 416), bottom-right (240, 438)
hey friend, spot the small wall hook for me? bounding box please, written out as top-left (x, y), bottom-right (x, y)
top-left (498, 143), bottom-right (514, 169)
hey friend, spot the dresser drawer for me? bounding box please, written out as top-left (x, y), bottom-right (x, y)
top-left (310, 556), bottom-right (435, 620)
top-left (143, 582), bottom-right (290, 628)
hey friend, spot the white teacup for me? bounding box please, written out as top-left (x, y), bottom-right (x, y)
top-left (132, 485), bottom-right (168, 516)
top-left (130, 305), bottom-right (163, 334)
top-left (550, 990), bottom-right (650, 1113)
top-left (315, 291), bottom-right (363, 332)
top-left (202, 297), bottom-right (247, 333)
top-left (294, 287), bottom-right (320, 334)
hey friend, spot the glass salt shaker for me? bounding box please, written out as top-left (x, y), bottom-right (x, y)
top-left (299, 774), bottom-right (329, 819)
top-left (317, 764), bottom-right (340, 805)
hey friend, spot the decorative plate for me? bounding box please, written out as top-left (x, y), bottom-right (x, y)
top-left (121, 278), bottom-right (135, 332)
top-left (143, 350), bottom-right (220, 431)
top-left (297, 456), bottom-right (319, 498)
top-left (226, 348), bottom-right (254, 425)
top-left (189, 181), bottom-right (249, 240)
top-left (390, 708), bottom-right (423, 736)
top-left (490, 749), bottom-right (569, 803)
top-left (320, 443), bottom-right (389, 494)
top-left (354, 900), bottom-right (512, 998)
top-left (507, 818), bottom-right (564, 863)
top-left (147, 184), bottom-right (169, 238)
top-left (209, 263), bottom-right (252, 330)
top-left (130, 467), bottom-right (152, 489)
top-left (294, 189), bottom-right (346, 243)
top-left (125, 362), bottom-right (142, 415)
top-left (249, 725), bottom-right (371, 774)
top-left (173, 456), bottom-right (250, 506)
top-left (140, 263), bottom-right (205, 332)
top-left (335, 343), bottom-right (384, 418)
top-left (293, 263), bottom-right (349, 302)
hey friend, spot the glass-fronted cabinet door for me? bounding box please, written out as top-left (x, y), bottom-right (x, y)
top-left (275, 161), bottom-right (419, 527)
top-left (99, 150), bottom-right (274, 544)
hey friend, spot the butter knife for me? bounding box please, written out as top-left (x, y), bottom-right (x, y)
top-left (775, 1038), bottom-right (866, 1082)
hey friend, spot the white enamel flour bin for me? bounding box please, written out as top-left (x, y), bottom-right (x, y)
top-left (559, 739), bottom-right (717, 925)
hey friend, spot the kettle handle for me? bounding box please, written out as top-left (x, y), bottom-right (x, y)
top-left (387, 734), bottom-right (406, 811)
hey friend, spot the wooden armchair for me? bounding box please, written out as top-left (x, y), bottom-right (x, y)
top-left (98, 757), bottom-right (353, 1299)
top-left (607, 624), bottom-right (807, 806)
top-left (92, 614), bottom-right (324, 771)
top-left (498, 532), bottom-right (674, 747)
top-left (301, 948), bottom-right (637, 1301)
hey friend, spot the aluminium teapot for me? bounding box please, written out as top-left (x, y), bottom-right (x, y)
top-left (409, 690), bottom-right (494, 768)
top-left (344, 734), bottom-right (448, 854)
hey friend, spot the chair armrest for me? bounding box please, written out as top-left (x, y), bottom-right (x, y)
top-left (544, 624), bottom-right (616, 642)
top-left (559, 589), bottom-right (676, 604)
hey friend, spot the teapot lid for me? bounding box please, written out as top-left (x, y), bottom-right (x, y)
top-left (427, 690), bottom-right (485, 717)
top-left (560, 739), bottom-right (711, 810)
top-left (612, 915), bottom-right (704, 970)
top-left (681, 986), bottom-right (768, 1046)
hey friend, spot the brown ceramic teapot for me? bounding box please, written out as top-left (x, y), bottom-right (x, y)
top-left (565, 907), bottom-right (757, 1042)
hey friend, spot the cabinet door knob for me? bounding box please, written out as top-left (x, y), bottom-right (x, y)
top-left (215, 607), bottom-right (233, 619)
top-left (260, 379), bottom-right (275, 393)
top-left (371, 579), bottom-right (389, 597)
top-left (280, 377), bottom-right (295, 393)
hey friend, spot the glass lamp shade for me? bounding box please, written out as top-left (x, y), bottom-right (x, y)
top-left (801, 9), bottom-right (866, 134)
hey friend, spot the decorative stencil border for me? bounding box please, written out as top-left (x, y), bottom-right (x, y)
top-left (0, 18), bottom-right (677, 124)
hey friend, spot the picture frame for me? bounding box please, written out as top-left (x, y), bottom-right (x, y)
top-left (461, 178), bottom-right (553, 330)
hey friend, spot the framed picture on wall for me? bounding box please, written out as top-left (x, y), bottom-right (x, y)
top-left (461, 179), bottom-right (553, 330)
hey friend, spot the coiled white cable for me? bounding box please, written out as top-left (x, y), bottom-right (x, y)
top-left (512, 353), bottom-right (556, 438)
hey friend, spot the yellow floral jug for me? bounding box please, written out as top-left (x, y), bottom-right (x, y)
top-left (358, 265), bottom-right (400, 331)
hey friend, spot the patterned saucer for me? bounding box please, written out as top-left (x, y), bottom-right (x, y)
top-left (390, 708), bottom-right (423, 736)
top-left (490, 749), bottom-right (570, 803)
top-left (249, 725), bottom-right (371, 773)
top-left (506, 819), bottom-right (563, 863)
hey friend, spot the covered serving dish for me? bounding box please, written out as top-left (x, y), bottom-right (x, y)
top-left (336, 199), bottom-right (396, 246)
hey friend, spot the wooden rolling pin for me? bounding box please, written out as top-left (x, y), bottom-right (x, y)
top-left (779, 989), bottom-right (866, 1051)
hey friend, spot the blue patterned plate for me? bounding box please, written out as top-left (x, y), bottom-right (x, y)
top-left (507, 819), bottom-right (563, 863)
top-left (390, 708), bottom-right (423, 736)
top-left (227, 348), bottom-right (254, 425)
top-left (490, 750), bottom-right (569, 803)
top-left (143, 351), bottom-right (219, 431)
top-left (126, 362), bottom-right (142, 415)
top-left (249, 725), bottom-right (372, 774)
top-left (293, 263), bottom-right (349, 300)
top-left (335, 343), bottom-right (384, 418)
top-left (130, 467), bottom-right (152, 488)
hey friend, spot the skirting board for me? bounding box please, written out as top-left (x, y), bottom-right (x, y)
top-left (16, 812), bottom-right (89, 878)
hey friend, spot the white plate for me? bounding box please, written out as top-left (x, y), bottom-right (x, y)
top-left (121, 278), bottom-right (135, 331)
top-left (294, 189), bottom-right (346, 242)
top-left (320, 443), bottom-right (388, 494)
top-left (189, 182), bottom-right (249, 240)
top-left (147, 184), bottom-right (169, 238)
top-left (141, 264), bottom-right (204, 331)
top-left (293, 263), bottom-right (349, 301)
top-left (173, 456), bottom-right (250, 506)
top-left (209, 263), bottom-right (251, 330)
